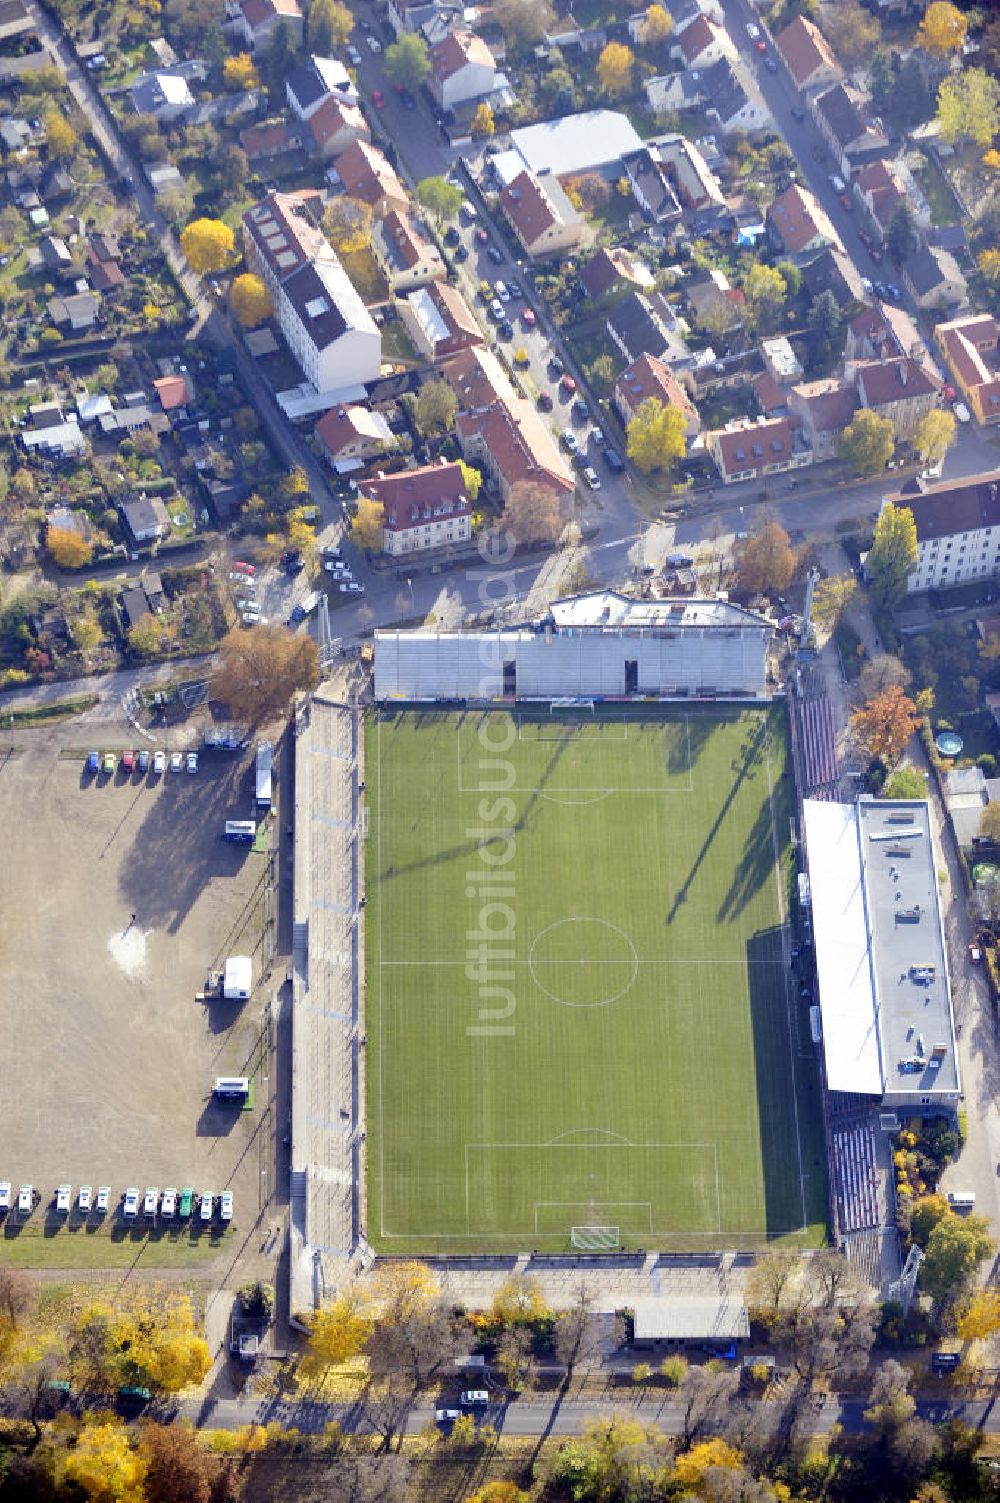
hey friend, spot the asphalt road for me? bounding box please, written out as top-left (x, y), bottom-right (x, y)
top-left (178, 1388), bottom-right (1000, 1438)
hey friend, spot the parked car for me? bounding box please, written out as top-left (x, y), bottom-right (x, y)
top-left (489, 298), bottom-right (505, 321)
top-left (537, 391), bottom-right (553, 412)
top-left (444, 226), bottom-right (460, 246)
top-left (186, 752), bottom-right (198, 775)
top-left (143, 1187), bottom-right (158, 1217)
top-left (179, 1187), bottom-right (194, 1218)
top-left (498, 320), bottom-right (514, 340)
top-left (548, 354), bottom-right (564, 377)
top-left (17, 1185), bottom-right (33, 1215)
top-left (169, 752), bottom-right (183, 774)
top-left (486, 244), bottom-right (503, 265)
top-left (791, 104), bottom-right (806, 121)
top-left (220, 1190), bottom-right (234, 1222)
top-left (461, 1391), bottom-right (489, 1408)
top-left (453, 244), bottom-right (469, 262)
top-left (103, 753), bottom-right (115, 775)
top-left (95, 1186), bottom-right (110, 1214)
top-left (137, 750), bottom-right (149, 775)
top-left (495, 280), bottom-right (511, 302)
top-left (436, 1408), bottom-right (461, 1425)
top-left (122, 750), bottom-right (135, 774)
top-left (603, 447), bottom-right (625, 472)
top-left (153, 751), bottom-right (165, 775)
top-left (161, 1188), bottom-right (177, 1217)
top-left (764, 53), bottom-right (777, 68)
top-left (582, 466), bottom-right (601, 490)
top-left (0, 1183), bottom-right (9, 1212)
top-left (123, 1187), bottom-right (139, 1218)
top-left (232, 560), bottom-right (254, 575)
top-left (347, 43), bottom-right (361, 63)
top-left (371, 88), bottom-right (385, 108)
top-left (366, 34), bottom-right (381, 52)
top-left (571, 397), bottom-right (588, 422)
top-left (289, 603), bottom-right (307, 624)
top-left (199, 1192), bottom-right (213, 1223)
top-left (561, 428), bottom-right (579, 453)
top-left (522, 307), bottom-right (536, 327)
top-left (560, 374), bottom-right (577, 395)
top-left (400, 89), bottom-right (415, 109)
top-left (87, 751), bottom-right (99, 774)
top-left (78, 1185), bottom-right (92, 1212)
top-left (745, 20), bottom-right (760, 38)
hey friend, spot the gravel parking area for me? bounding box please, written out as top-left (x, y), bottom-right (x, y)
top-left (0, 729), bottom-right (276, 1267)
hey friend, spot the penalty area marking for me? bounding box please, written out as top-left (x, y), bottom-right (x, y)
top-left (455, 716), bottom-right (695, 795)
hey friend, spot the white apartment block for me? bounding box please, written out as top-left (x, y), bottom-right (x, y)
top-left (243, 191), bottom-right (380, 394)
top-left (888, 472), bottom-right (1000, 594)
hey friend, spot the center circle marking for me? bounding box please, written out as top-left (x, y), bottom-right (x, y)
top-left (529, 918), bottom-right (639, 1008)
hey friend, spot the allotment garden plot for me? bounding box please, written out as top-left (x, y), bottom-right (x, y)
top-left (366, 707), bottom-right (827, 1253)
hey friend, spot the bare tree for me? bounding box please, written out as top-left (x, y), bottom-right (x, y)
top-left (0, 1267), bottom-right (33, 1328)
top-left (501, 480), bottom-right (568, 547)
top-left (857, 653), bottom-right (912, 703)
top-left (677, 1365), bottom-right (740, 1447)
top-left (367, 1302), bottom-right (457, 1391)
top-left (554, 1284), bottom-right (600, 1378)
top-left (496, 1325), bottom-right (534, 1393)
top-left (808, 1248), bottom-right (863, 1308)
top-left (745, 1248), bottom-right (804, 1317)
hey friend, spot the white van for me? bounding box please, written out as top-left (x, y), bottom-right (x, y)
top-left (947, 1190), bottom-right (976, 1211)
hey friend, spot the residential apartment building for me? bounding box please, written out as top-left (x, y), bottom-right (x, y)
top-left (428, 30), bottom-right (496, 108)
top-left (849, 356), bottom-right (941, 439)
top-left (813, 82), bottom-right (890, 178)
top-left (888, 472), bottom-right (1000, 593)
top-left (775, 14), bottom-right (841, 94)
top-left (499, 169), bottom-right (584, 261)
top-left (242, 191), bottom-right (380, 394)
top-left (767, 183), bottom-right (841, 258)
top-left (227, 0), bottom-right (303, 49)
top-left (706, 415), bottom-right (810, 484)
top-left (363, 459), bottom-right (473, 555)
top-left (333, 138), bottom-right (408, 215)
top-left (371, 208), bottom-right (444, 292)
top-left (935, 315), bottom-right (1000, 426)
top-left (613, 353), bottom-right (700, 438)
top-left (788, 378), bottom-right (857, 460)
top-left (399, 280), bottom-right (483, 361)
top-left (447, 346), bottom-right (575, 504)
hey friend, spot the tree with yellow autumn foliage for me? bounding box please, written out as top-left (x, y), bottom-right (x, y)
top-left (303, 1291), bottom-right (374, 1374)
top-left (180, 217), bottom-right (236, 275)
top-left (957, 1289), bottom-right (1000, 1342)
top-left (229, 272), bottom-right (272, 328)
top-left (597, 42), bottom-right (634, 97)
top-left (350, 495), bottom-right (385, 551)
top-left (917, 0), bottom-right (967, 54)
top-left (47, 525), bottom-right (93, 569)
top-left (61, 1418), bottom-right (147, 1503)
top-left (223, 51), bottom-right (259, 89)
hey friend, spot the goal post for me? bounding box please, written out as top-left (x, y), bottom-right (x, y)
top-left (571, 1225), bottom-right (621, 1250)
top-left (551, 698), bottom-right (595, 714)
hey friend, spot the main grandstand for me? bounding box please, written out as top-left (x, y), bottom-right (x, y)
top-left (374, 591), bottom-right (775, 700)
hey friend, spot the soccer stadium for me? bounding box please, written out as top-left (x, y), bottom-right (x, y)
top-left (361, 592), bottom-right (827, 1255)
top-left (287, 590), bottom-right (959, 1305)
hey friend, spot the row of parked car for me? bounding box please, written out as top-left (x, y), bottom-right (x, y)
top-left (86, 749), bottom-right (198, 776)
top-left (229, 558), bottom-right (263, 627)
top-left (0, 1181), bottom-right (232, 1223)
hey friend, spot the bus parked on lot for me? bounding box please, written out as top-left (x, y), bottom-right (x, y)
top-left (255, 741), bottom-right (273, 811)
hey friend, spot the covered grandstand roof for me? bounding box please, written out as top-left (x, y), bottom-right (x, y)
top-left (632, 1295), bottom-right (749, 1343)
top-left (803, 798), bottom-right (959, 1102)
top-left (374, 592), bottom-right (774, 701)
top-left (547, 591), bottom-right (771, 630)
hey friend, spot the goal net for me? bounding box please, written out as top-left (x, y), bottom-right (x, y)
top-left (570, 1225), bottom-right (621, 1250)
top-left (551, 698), bottom-right (595, 713)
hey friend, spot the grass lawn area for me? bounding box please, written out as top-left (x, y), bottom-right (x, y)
top-left (341, 247), bottom-right (389, 304)
top-left (912, 155), bottom-right (964, 229)
top-left (381, 320), bottom-right (420, 366)
top-left (167, 495), bottom-right (195, 539)
top-left (366, 707), bottom-right (827, 1254)
top-left (0, 1222), bottom-right (232, 1269)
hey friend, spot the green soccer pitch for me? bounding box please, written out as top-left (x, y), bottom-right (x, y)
top-left (365, 706), bottom-right (828, 1253)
